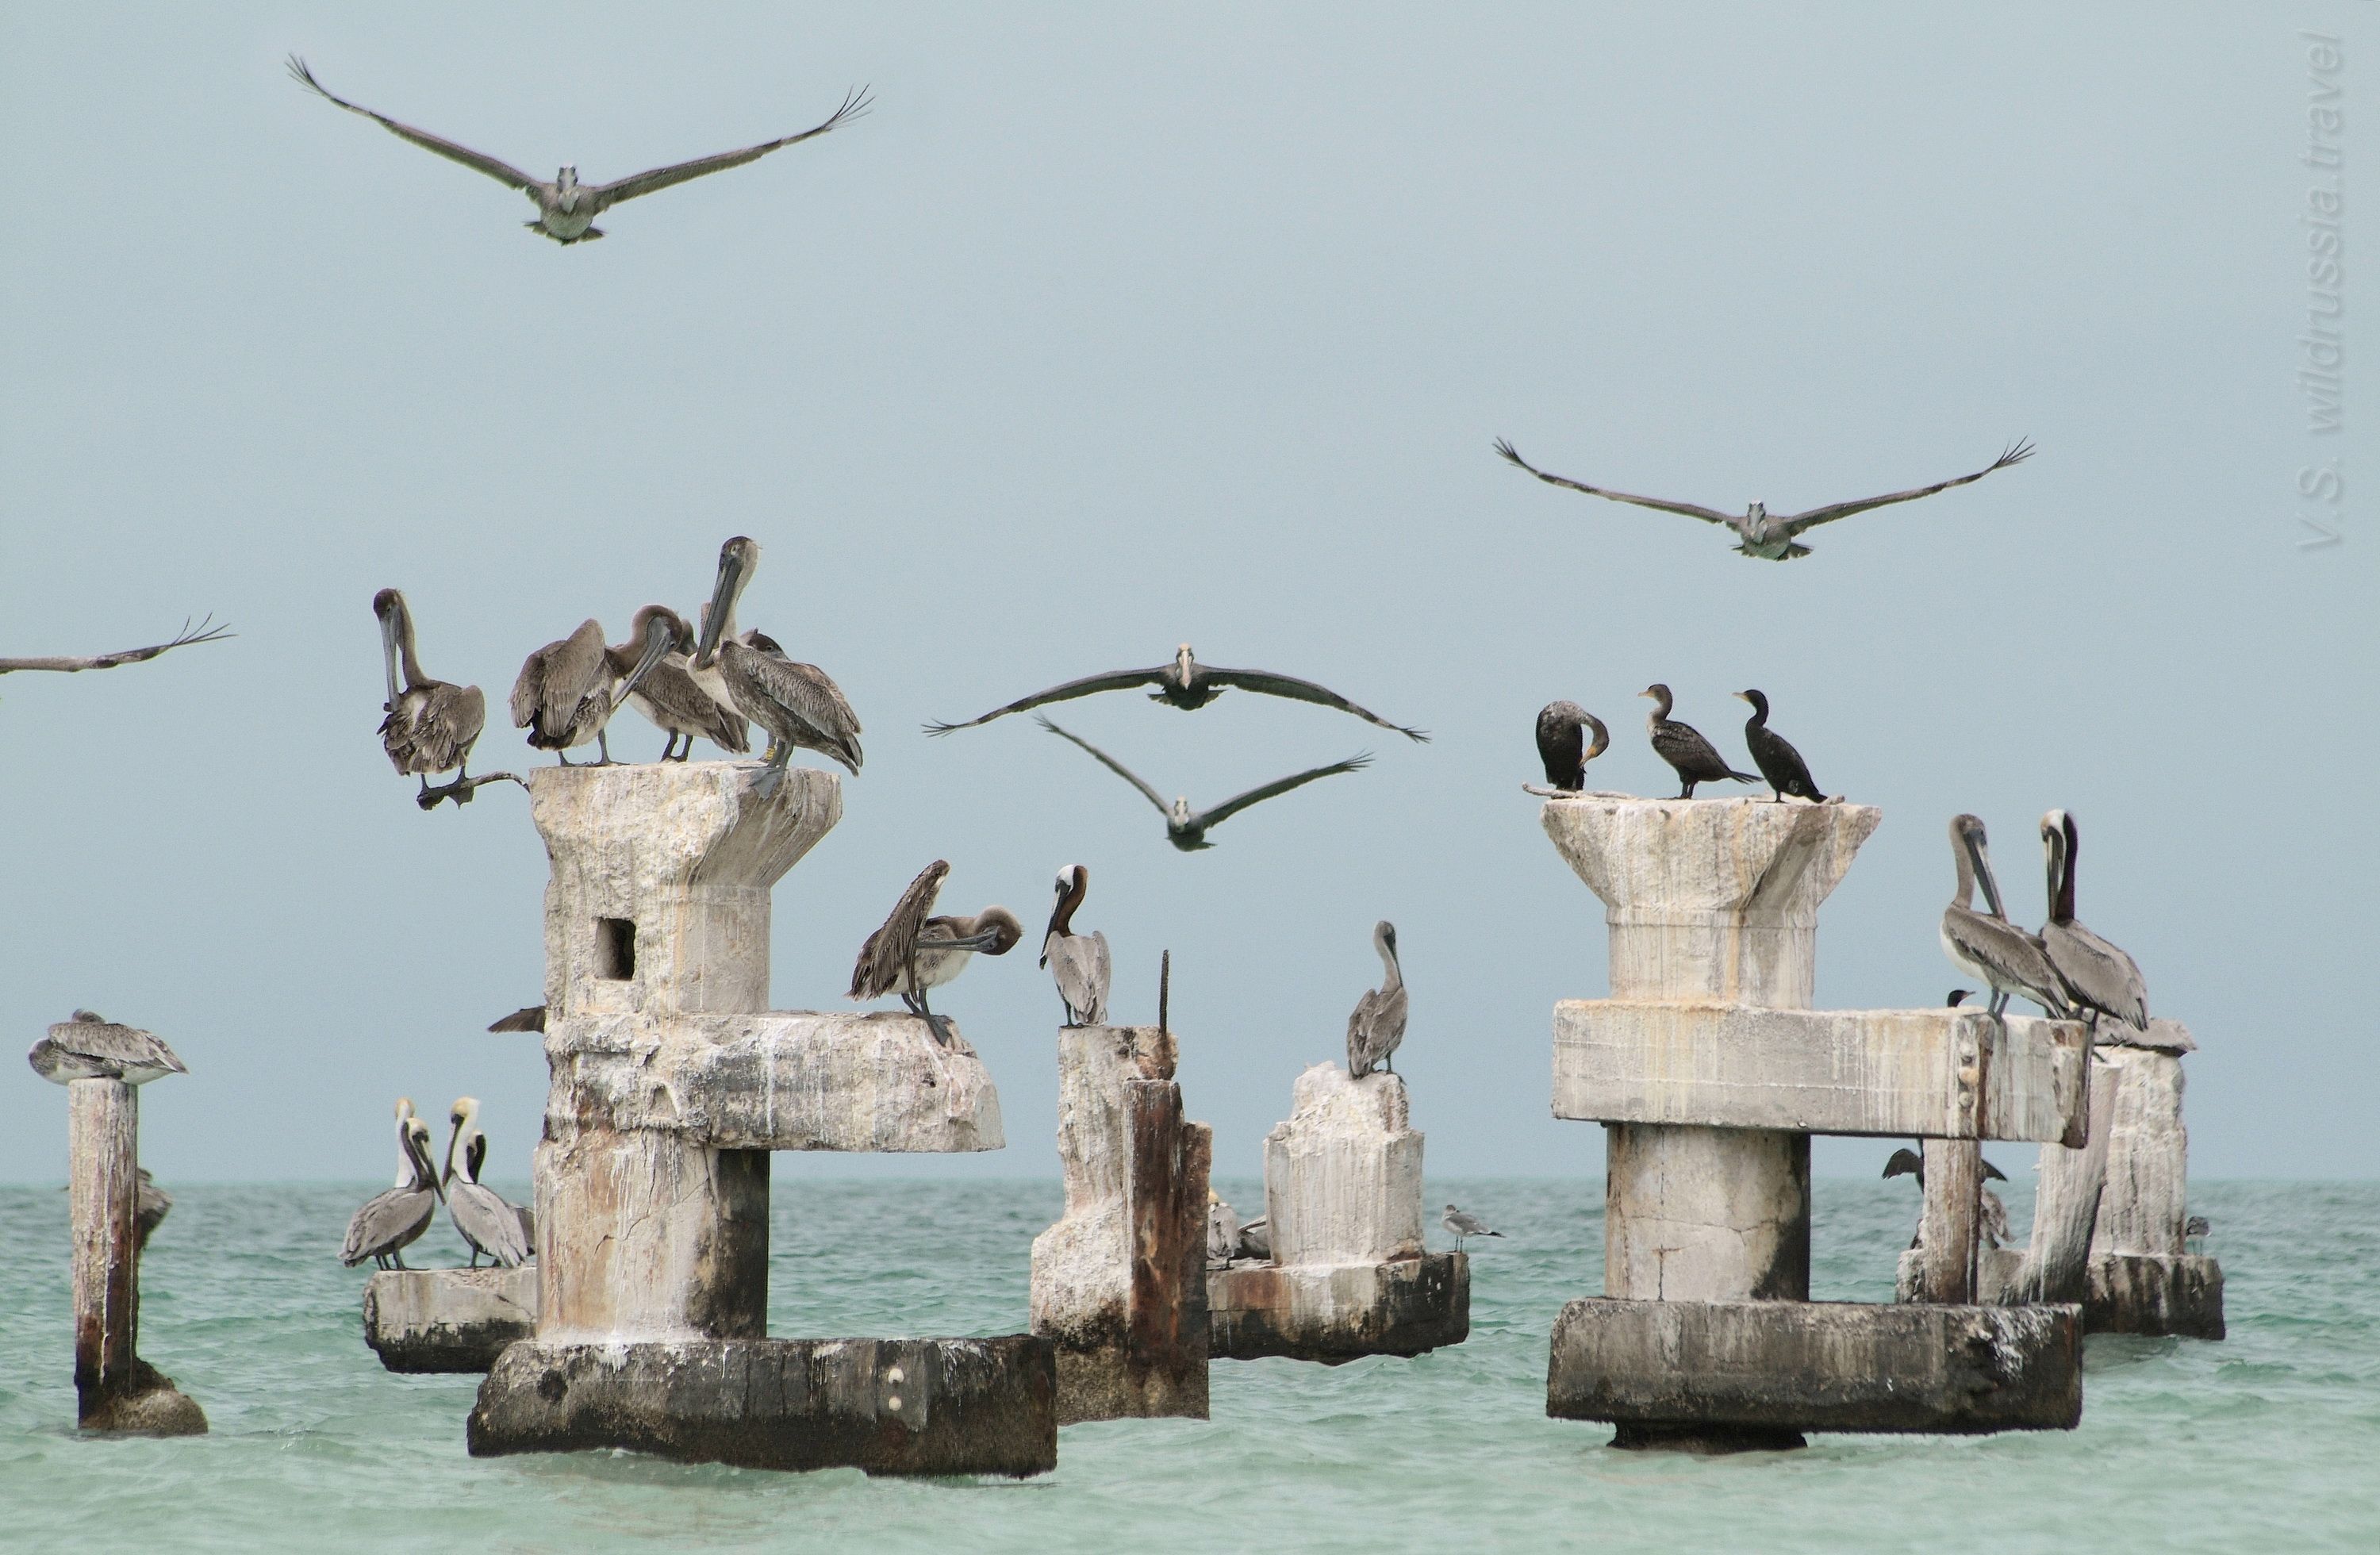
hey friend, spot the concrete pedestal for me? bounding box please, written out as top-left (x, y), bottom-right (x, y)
top-left (364, 1268), bottom-right (538, 1373)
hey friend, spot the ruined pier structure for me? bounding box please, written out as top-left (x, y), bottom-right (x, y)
top-left (1540, 797), bottom-right (2090, 1450)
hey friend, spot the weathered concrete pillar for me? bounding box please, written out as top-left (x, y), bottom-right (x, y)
top-left (364, 1267), bottom-right (538, 1372)
top-left (68, 1079), bottom-right (204, 1434)
top-left (1031, 1024), bottom-right (1211, 1423)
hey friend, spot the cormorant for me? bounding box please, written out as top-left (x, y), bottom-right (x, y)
top-left (1640, 684), bottom-right (1757, 798)
top-left (1535, 701), bottom-right (1608, 792)
top-left (1733, 689), bottom-right (1824, 801)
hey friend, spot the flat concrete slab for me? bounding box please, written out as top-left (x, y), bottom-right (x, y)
top-left (1906, 1248), bottom-right (2226, 1340)
top-left (1547, 1297), bottom-right (2082, 1440)
top-left (363, 1267), bottom-right (537, 1373)
top-left (1553, 1002), bottom-right (2087, 1142)
top-left (1208, 1254), bottom-right (1468, 1362)
top-left (468, 1336), bottom-right (1056, 1477)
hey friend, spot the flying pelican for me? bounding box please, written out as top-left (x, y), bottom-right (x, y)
top-left (1, 616), bottom-right (232, 677)
top-left (607, 605), bottom-right (747, 762)
top-left (1940, 815), bottom-right (2071, 1020)
top-left (1345, 920), bottom-right (1408, 1079)
top-left (286, 57), bottom-right (870, 245)
top-left (134, 1169), bottom-right (172, 1255)
top-left (1442, 1204), bottom-right (1503, 1252)
top-left (341, 1100), bottom-right (441, 1270)
top-left (2039, 810), bottom-right (2151, 1033)
top-left (1036, 715), bottom-right (1371, 851)
top-left (1041, 865), bottom-right (1111, 1026)
top-left (926, 643), bottom-right (1426, 740)
top-left (512, 612), bottom-right (678, 766)
top-left (848, 859), bottom-right (1022, 1045)
top-left (1494, 437), bottom-right (2034, 561)
top-left (1535, 701), bottom-right (1608, 793)
top-left (1733, 689), bottom-right (1824, 802)
top-left (26, 1010), bottom-right (187, 1085)
top-left (442, 1098), bottom-right (532, 1269)
top-left (1640, 685), bottom-right (1757, 798)
top-left (692, 537), bottom-right (862, 795)
top-left (373, 589), bottom-right (486, 799)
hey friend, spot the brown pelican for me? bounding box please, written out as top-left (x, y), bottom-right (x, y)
top-left (26, 1010), bottom-right (187, 1085)
top-left (606, 605), bottom-right (747, 762)
top-left (1535, 702), bottom-right (1609, 792)
top-left (488, 1006), bottom-right (547, 1033)
top-left (1442, 1204), bottom-right (1503, 1252)
top-left (1040, 865), bottom-right (1111, 1026)
top-left (442, 1097), bottom-right (531, 1269)
top-left (341, 1101), bottom-right (440, 1270)
top-left (927, 643), bottom-right (1426, 740)
top-left (1733, 689), bottom-right (1824, 801)
top-left (1640, 685), bottom-right (1756, 798)
top-left (287, 57), bottom-right (869, 246)
top-left (1207, 1189), bottom-right (1242, 1269)
top-left (847, 860), bottom-right (1022, 1045)
top-left (692, 537), bottom-right (862, 796)
top-left (373, 589), bottom-right (486, 799)
top-left (133, 1169), bottom-right (171, 1255)
top-left (1036, 715), bottom-right (1371, 851)
top-left (1495, 437), bottom-right (2034, 561)
top-left (1940, 815), bottom-right (2071, 1019)
top-left (511, 612), bottom-right (678, 766)
top-left (1345, 920), bottom-right (1408, 1078)
top-left (1, 616), bottom-right (232, 676)
top-left (2040, 810), bottom-right (2151, 1033)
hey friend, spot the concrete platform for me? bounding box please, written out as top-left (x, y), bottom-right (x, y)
top-left (363, 1267), bottom-right (538, 1373)
top-left (468, 1336), bottom-right (1057, 1476)
top-left (1901, 1248), bottom-right (2225, 1339)
top-left (1546, 1298), bottom-right (2082, 1446)
top-left (1208, 1254), bottom-right (1468, 1362)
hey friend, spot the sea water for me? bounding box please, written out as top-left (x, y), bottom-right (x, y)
top-left (1, 1177), bottom-right (2373, 1553)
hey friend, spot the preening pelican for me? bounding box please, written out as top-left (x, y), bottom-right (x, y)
top-left (1041, 865), bottom-right (1111, 1026)
top-left (1495, 437), bottom-right (2034, 561)
top-left (607, 605), bottom-right (747, 761)
top-left (692, 536), bottom-right (862, 795)
top-left (1345, 920), bottom-right (1407, 1078)
top-left (1940, 814), bottom-right (2071, 1019)
top-left (1535, 701), bottom-right (1608, 792)
top-left (1733, 689), bottom-right (1824, 802)
top-left (1, 616), bottom-right (232, 676)
top-left (927, 642), bottom-right (1426, 741)
top-left (511, 620), bottom-right (614, 763)
top-left (1037, 715), bottom-right (1371, 851)
top-left (373, 589), bottom-right (486, 798)
top-left (287, 57), bottom-right (869, 245)
top-left (26, 1010), bottom-right (187, 1085)
top-left (848, 859), bottom-right (1021, 1045)
top-left (1641, 685), bottom-right (1757, 798)
top-left (443, 1097), bottom-right (531, 1269)
top-left (1442, 1204), bottom-right (1503, 1252)
top-left (2039, 810), bottom-right (2151, 1033)
top-left (341, 1100), bottom-right (440, 1270)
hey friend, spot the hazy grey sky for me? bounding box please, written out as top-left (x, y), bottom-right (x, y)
top-left (2, 3), bottom-right (2372, 1187)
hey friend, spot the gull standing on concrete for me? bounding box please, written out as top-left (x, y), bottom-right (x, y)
top-left (1940, 815), bottom-right (2071, 1020)
top-left (1036, 715), bottom-right (1372, 852)
top-left (2039, 810), bottom-right (2150, 1033)
top-left (1442, 1204), bottom-right (1503, 1253)
top-left (1733, 689), bottom-right (1825, 802)
top-left (26, 1011), bottom-right (187, 1085)
top-left (692, 537), bottom-right (862, 796)
top-left (341, 1100), bottom-right (441, 1271)
top-left (1345, 920), bottom-right (1408, 1079)
top-left (442, 1098), bottom-right (531, 1269)
top-left (849, 859), bottom-right (1022, 1046)
top-left (1534, 701), bottom-right (1608, 793)
top-left (287, 57), bottom-right (870, 245)
top-left (1640, 685), bottom-right (1757, 798)
top-left (373, 589), bottom-right (486, 799)
top-left (1041, 865), bottom-right (1111, 1026)
top-left (609, 605), bottom-right (748, 762)
top-left (928, 642), bottom-right (1426, 740)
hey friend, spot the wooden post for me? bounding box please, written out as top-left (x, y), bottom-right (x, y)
top-left (1917, 1140), bottom-right (1982, 1304)
top-left (2010, 1058), bottom-right (2120, 1304)
top-left (67, 1077), bottom-right (204, 1434)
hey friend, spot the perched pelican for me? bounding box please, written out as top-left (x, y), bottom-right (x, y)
top-left (1, 616), bottom-right (232, 676)
top-left (848, 860), bottom-right (1021, 1045)
top-left (26, 1010), bottom-right (187, 1085)
top-left (604, 604), bottom-right (747, 762)
top-left (341, 1101), bottom-right (440, 1270)
top-left (1040, 865), bottom-right (1111, 1026)
top-left (442, 1098), bottom-right (531, 1269)
top-left (1733, 689), bottom-right (1824, 802)
top-left (1640, 685), bottom-right (1757, 798)
top-left (1345, 920), bottom-right (1408, 1079)
top-left (692, 537), bottom-right (862, 795)
top-left (2039, 810), bottom-right (2150, 1033)
top-left (1535, 701), bottom-right (1609, 792)
top-left (927, 643), bottom-right (1426, 740)
top-left (512, 611), bottom-right (679, 766)
top-left (373, 589), bottom-right (486, 798)
top-left (1442, 1204), bottom-right (1503, 1252)
top-left (1237, 1215), bottom-right (1272, 1261)
top-left (1495, 437), bottom-right (2034, 561)
top-left (1037, 715), bottom-right (1371, 851)
top-left (1207, 1189), bottom-right (1242, 1269)
top-left (287, 58), bottom-right (869, 245)
top-left (1940, 815), bottom-right (2071, 1019)
top-left (134, 1169), bottom-right (172, 1255)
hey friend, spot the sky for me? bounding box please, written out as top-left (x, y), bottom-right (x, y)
top-left (2, 3), bottom-right (2373, 1188)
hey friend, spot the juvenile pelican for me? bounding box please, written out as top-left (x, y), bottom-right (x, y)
top-left (1495, 437), bottom-right (2034, 560)
top-left (27, 1010), bottom-right (187, 1085)
top-left (607, 605), bottom-right (747, 761)
top-left (1442, 1204), bottom-right (1503, 1252)
top-left (2040, 810), bottom-right (2151, 1033)
top-left (1733, 689), bottom-right (1824, 802)
top-left (848, 860), bottom-right (1021, 1045)
top-left (512, 612), bottom-right (678, 766)
top-left (373, 589), bottom-right (486, 798)
top-left (927, 643), bottom-right (1426, 740)
top-left (692, 537), bottom-right (862, 795)
top-left (1641, 685), bottom-right (1757, 798)
top-left (341, 1101), bottom-right (440, 1270)
top-left (1940, 815), bottom-right (2071, 1019)
top-left (1041, 865), bottom-right (1111, 1026)
top-left (1535, 701), bottom-right (1609, 792)
top-left (443, 1098), bottom-right (531, 1269)
top-left (287, 58), bottom-right (870, 245)
top-left (1037, 715), bottom-right (1371, 851)
top-left (1345, 920), bottom-right (1407, 1079)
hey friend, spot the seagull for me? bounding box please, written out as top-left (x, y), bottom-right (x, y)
top-left (1036, 714), bottom-right (1371, 851)
top-left (1, 616), bottom-right (232, 677)
top-left (1041, 864), bottom-right (1111, 1027)
top-left (1495, 437), bottom-right (2033, 560)
top-left (1345, 920), bottom-right (1407, 1079)
top-left (287, 57), bottom-right (870, 245)
top-left (2185, 1215), bottom-right (2211, 1250)
top-left (442, 1098), bottom-right (531, 1269)
top-left (373, 589), bottom-right (486, 801)
top-left (927, 642), bottom-right (1426, 740)
top-left (26, 1011), bottom-right (188, 1085)
top-left (1442, 1204), bottom-right (1503, 1253)
top-left (341, 1100), bottom-right (441, 1271)
top-left (848, 860), bottom-right (1021, 1045)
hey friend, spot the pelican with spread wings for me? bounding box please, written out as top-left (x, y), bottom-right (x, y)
top-left (287, 56), bottom-right (869, 244)
top-left (1495, 437), bottom-right (2033, 560)
top-left (928, 643), bottom-right (1425, 740)
top-left (1037, 716), bottom-right (1370, 852)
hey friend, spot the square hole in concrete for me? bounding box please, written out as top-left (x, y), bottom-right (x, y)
top-left (595, 917), bottom-right (636, 981)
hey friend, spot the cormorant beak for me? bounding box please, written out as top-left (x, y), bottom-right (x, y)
top-left (693, 546), bottom-right (747, 670)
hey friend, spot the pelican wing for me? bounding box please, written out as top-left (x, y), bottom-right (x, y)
top-left (1495, 440), bottom-right (1735, 524)
top-left (926, 666), bottom-right (1169, 734)
top-left (1779, 440), bottom-right (2034, 534)
top-left (2043, 920), bottom-right (2150, 1031)
top-left (488, 1005), bottom-right (546, 1034)
top-left (1200, 666), bottom-right (1427, 742)
top-left (0, 616), bottom-right (232, 674)
top-left (340, 1184), bottom-right (434, 1265)
top-left (42, 1016), bottom-right (187, 1079)
top-left (590, 87), bottom-right (872, 208)
top-left (1193, 753), bottom-right (1372, 832)
top-left (741, 651), bottom-right (862, 739)
top-left (286, 56), bottom-right (540, 192)
top-left (449, 1181), bottom-right (531, 1267)
top-left (627, 656), bottom-right (750, 752)
top-left (1035, 716), bottom-right (1170, 816)
top-left (851, 860), bottom-right (951, 1000)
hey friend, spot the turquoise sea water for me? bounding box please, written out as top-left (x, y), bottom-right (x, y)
top-left (1, 1177), bottom-right (2373, 1553)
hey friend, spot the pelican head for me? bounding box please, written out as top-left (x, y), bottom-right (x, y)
top-left (1174, 643), bottom-right (1195, 679)
top-left (395, 1096), bottom-right (415, 1123)
top-left (694, 536), bottom-right (761, 670)
top-left (1746, 501), bottom-right (1769, 528)
top-left (557, 165), bottom-right (581, 202)
top-left (372, 589), bottom-right (409, 705)
top-left (969, 907), bottom-right (1026, 956)
top-left (1375, 920), bottom-right (1399, 962)
top-left (617, 604), bottom-right (690, 704)
top-left (1952, 812), bottom-right (2008, 918)
top-left (443, 1095), bottom-right (481, 1184)
top-left (1042, 864), bottom-right (1088, 961)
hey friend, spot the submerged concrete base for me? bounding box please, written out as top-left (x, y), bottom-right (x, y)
top-left (1546, 1298), bottom-right (2082, 1446)
top-left (467, 1336), bottom-right (1057, 1476)
top-left (1898, 1247), bottom-right (2226, 1340)
top-left (79, 1358), bottom-right (208, 1436)
top-left (1207, 1254), bottom-right (1468, 1362)
top-left (363, 1267), bottom-right (539, 1373)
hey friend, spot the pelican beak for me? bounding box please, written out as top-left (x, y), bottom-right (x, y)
top-left (616, 617), bottom-right (678, 705)
top-left (1963, 827), bottom-right (2007, 919)
top-left (693, 545), bottom-right (748, 670)
top-left (376, 604), bottom-right (404, 708)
